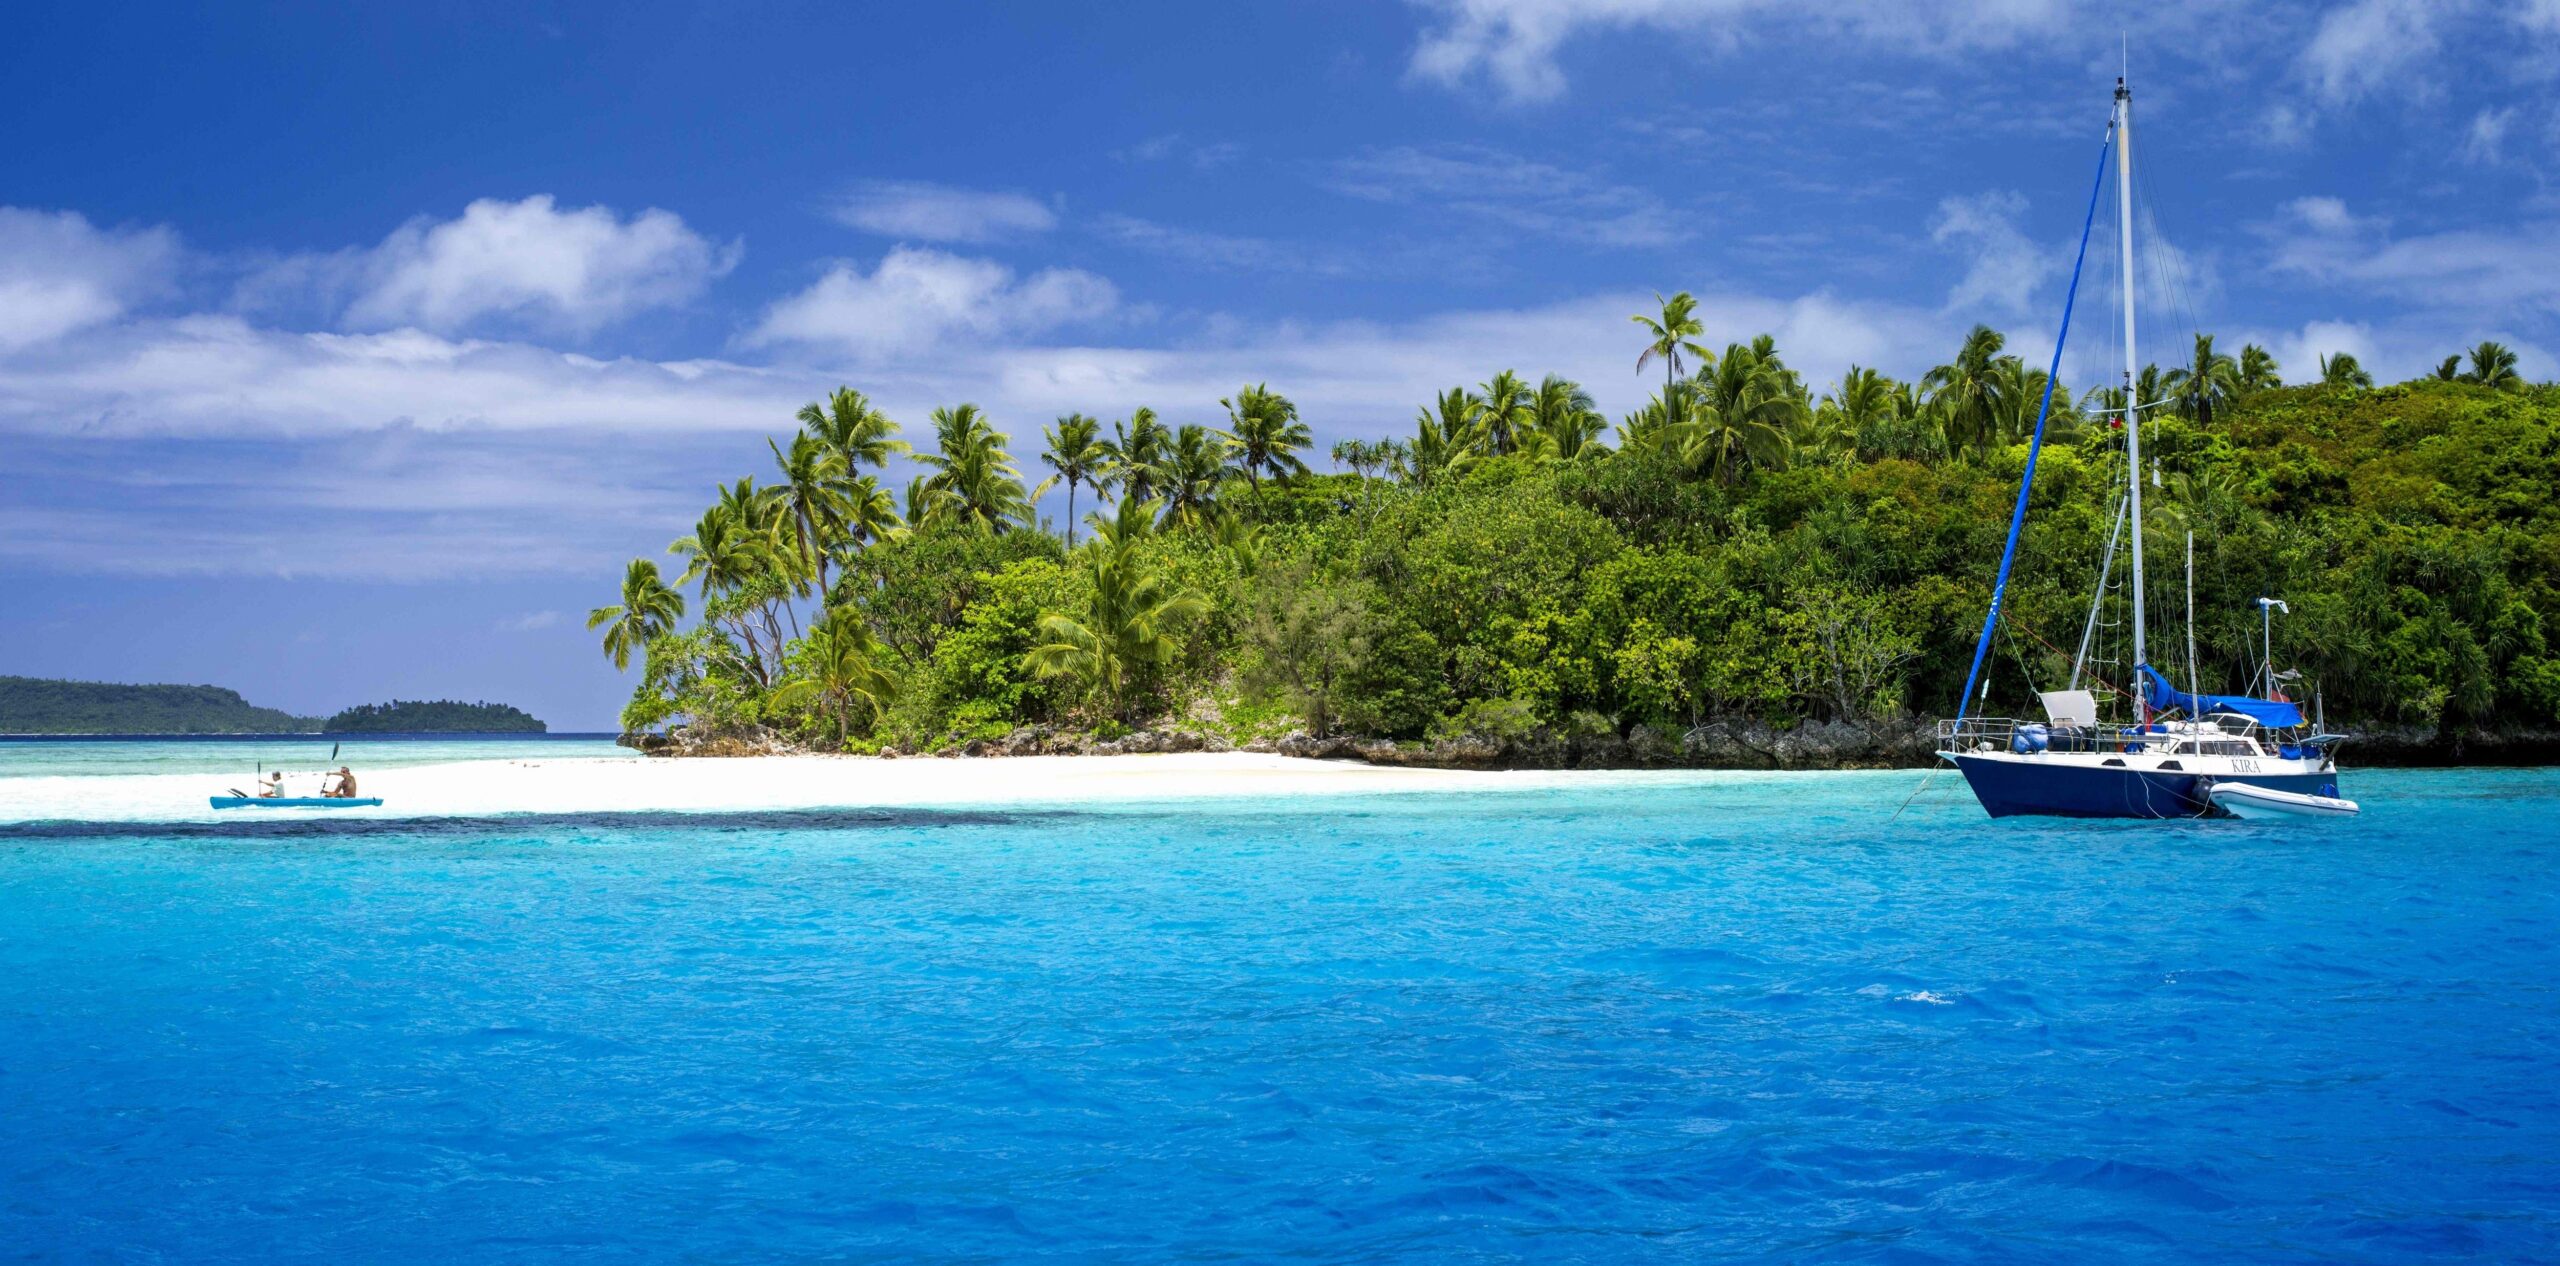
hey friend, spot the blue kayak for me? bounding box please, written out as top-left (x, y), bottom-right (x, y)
top-left (210, 796), bottom-right (384, 809)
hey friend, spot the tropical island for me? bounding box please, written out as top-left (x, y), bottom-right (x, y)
top-left (592, 298), bottom-right (2560, 766)
top-left (0, 678), bottom-right (549, 736)
top-left (0, 676), bottom-right (321, 735)
top-left (322, 700), bottom-right (548, 733)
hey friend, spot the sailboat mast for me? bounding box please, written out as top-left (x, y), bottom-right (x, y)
top-left (2116, 76), bottom-right (2148, 706)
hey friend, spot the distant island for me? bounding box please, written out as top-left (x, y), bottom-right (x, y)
top-left (323, 700), bottom-right (547, 733)
top-left (0, 677), bottom-right (548, 735)
top-left (0, 675), bottom-right (321, 734)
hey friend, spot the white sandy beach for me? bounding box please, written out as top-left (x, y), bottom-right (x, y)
top-left (0, 752), bottom-right (1777, 824)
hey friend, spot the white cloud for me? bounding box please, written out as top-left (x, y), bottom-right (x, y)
top-left (497, 610), bottom-right (566, 632)
top-left (1094, 215), bottom-right (1355, 276)
top-left (0, 315), bottom-right (803, 439)
top-left (1328, 144), bottom-right (1685, 248)
top-left (2267, 195), bottom-right (2560, 315)
top-left (745, 246), bottom-right (1118, 358)
top-left (0, 208), bottom-right (179, 351)
top-left (241, 196), bottom-right (737, 335)
top-left (2296, 0), bottom-right (2449, 107)
top-left (1403, 0), bottom-right (2074, 104)
top-left (2458, 106), bottom-right (2516, 165)
top-left (1111, 135), bottom-right (1244, 170)
top-left (828, 180), bottom-right (1057, 243)
top-left (1932, 191), bottom-right (2053, 318)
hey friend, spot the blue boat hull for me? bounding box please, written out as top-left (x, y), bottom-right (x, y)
top-left (1946, 756), bottom-right (2339, 820)
top-left (210, 797), bottom-right (384, 809)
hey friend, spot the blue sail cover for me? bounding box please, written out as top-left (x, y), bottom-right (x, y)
top-left (2137, 664), bottom-right (2304, 728)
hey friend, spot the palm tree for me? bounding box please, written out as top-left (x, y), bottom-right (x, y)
top-left (2318, 352), bottom-right (2374, 389)
top-left (1987, 358), bottom-right (2076, 446)
top-left (1405, 388), bottom-right (1481, 486)
top-left (841, 473), bottom-right (902, 550)
top-left (917, 404), bottom-right (1033, 533)
top-left (668, 493), bottom-right (787, 682)
top-left (1921, 325), bottom-right (2011, 456)
top-left (766, 431), bottom-right (849, 599)
top-left (797, 387), bottom-right (907, 471)
top-left (1036, 413), bottom-right (1111, 546)
top-left (2164, 333), bottom-right (2241, 426)
top-left (1108, 408), bottom-right (1171, 505)
top-left (2464, 341), bottom-right (2524, 391)
top-left (1677, 344), bottom-right (1798, 482)
top-left (1529, 374), bottom-right (1607, 460)
top-left (670, 489), bottom-right (777, 601)
top-left (901, 474), bottom-right (952, 531)
top-left (2238, 343), bottom-right (2281, 392)
top-left (772, 606), bottom-right (896, 742)
top-left (1160, 424), bottom-right (1227, 527)
top-left (1215, 384), bottom-right (1312, 493)
top-left (586, 558), bottom-right (686, 672)
top-left (1470, 370), bottom-right (1534, 456)
top-left (1024, 497), bottom-right (1210, 723)
top-left (1818, 365), bottom-right (1898, 463)
top-left (1632, 291), bottom-right (1709, 396)
top-left (1332, 438), bottom-right (1392, 517)
top-left (2432, 355), bottom-right (2464, 382)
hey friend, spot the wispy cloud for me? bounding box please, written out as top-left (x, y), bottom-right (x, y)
top-left (2265, 194), bottom-right (2560, 316)
top-left (1402, 0), bottom-right (2077, 105)
top-left (1931, 191), bottom-right (2052, 319)
top-left (827, 180), bottom-right (1057, 243)
top-left (1327, 144), bottom-right (1686, 248)
top-left (1111, 134), bottom-right (1244, 170)
top-left (1093, 215), bottom-right (1356, 276)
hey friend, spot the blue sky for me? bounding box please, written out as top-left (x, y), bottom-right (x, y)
top-left (5, 0), bottom-right (2557, 729)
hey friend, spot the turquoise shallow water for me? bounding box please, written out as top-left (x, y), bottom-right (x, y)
top-left (2, 763), bottom-right (2556, 1262)
top-left (0, 732), bottom-right (631, 778)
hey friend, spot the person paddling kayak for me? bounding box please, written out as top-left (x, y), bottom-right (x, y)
top-left (322, 766), bottom-right (359, 799)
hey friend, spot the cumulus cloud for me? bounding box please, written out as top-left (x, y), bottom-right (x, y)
top-left (240, 195), bottom-right (737, 335)
top-left (0, 208), bottom-right (179, 352)
top-left (828, 180), bottom-right (1057, 243)
top-left (745, 246), bottom-right (1118, 358)
top-left (1403, 0), bottom-right (2074, 104)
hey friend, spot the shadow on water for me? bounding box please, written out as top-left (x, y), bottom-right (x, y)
top-left (0, 806), bottom-right (1076, 843)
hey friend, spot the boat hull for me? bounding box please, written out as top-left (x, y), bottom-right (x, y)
top-left (1944, 754), bottom-right (2337, 820)
top-left (210, 797), bottom-right (384, 809)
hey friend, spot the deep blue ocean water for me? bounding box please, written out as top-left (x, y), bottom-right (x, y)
top-left (3, 764), bottom-right (2556, 1263)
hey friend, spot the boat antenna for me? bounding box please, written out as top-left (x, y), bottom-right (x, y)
top-left (2116, 71), bottom-right (2149, 719)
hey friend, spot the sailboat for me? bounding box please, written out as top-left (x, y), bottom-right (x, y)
top-left (1933, 76), bottom-right (2353, 821)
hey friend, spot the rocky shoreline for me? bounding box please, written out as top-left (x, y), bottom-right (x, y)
top-left (619, 718), bottom-right (2560, 769)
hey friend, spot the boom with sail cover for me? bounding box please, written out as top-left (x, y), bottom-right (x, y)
top-left (2136, 665), bottom-right (2304, 729)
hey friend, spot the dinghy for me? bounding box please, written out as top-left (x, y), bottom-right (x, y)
top-left (2207, 781), bottom-right (2358, 820)
top-left (210, 796), bottom-right (384, 809)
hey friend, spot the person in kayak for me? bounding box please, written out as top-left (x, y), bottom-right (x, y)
top-left (258, 771), bottom-right (286, 798)
top-left (322, 766), bottom-right (358, 799)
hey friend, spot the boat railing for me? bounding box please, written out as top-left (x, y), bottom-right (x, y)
top-left (1935, 716), bottom-right (2168, 756)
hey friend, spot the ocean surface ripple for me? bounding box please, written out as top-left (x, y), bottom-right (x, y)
top-left (3, 766), bottom-right (2556, 1262)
